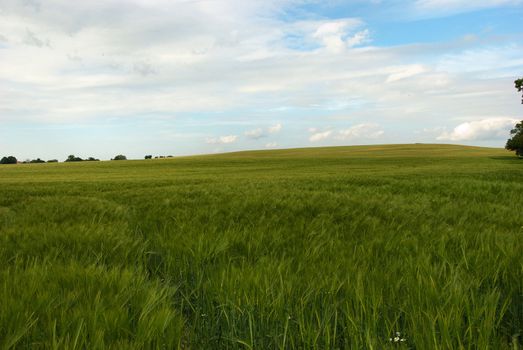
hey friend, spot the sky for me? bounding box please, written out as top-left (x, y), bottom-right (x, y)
top-left (0, 0), bottom-right (522, 160)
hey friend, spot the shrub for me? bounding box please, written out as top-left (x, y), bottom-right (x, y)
top-left (65, 155), bottom-right (83, 162)
top-left (0, 156), bottom-right (17, 164)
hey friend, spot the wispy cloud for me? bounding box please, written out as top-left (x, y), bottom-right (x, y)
top-left (206, 135), bottom-right (238, 144)
top-left (337, 123), bottom-right (384, 140)
top-left (268, 123), bottom-right (282, 133)
top-left (245, 123), bottom-right (282, 139)
top-left (414, 0), bottom-right (523, 15)
top-left (309, 130), bottom-right (333, 142)
top-left (311, 19), bottom-right (368, 52)
top-left (309, 123), bottom-right (384, 143)
top-left (245, 128), bottom-right (265, 139)
top-left (386, 65), bottom-right (427, 83)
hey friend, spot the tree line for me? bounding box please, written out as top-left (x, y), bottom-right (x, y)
top-left (0, 154), bottom-right (176, 165)
top-left (0, 154), bottom-right (128, 164)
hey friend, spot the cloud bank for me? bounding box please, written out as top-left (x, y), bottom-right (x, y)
top-left (0, 0), bottom-right (521, 158)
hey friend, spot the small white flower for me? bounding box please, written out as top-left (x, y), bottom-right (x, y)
top-left (389, 331), bottom-right (407, 343)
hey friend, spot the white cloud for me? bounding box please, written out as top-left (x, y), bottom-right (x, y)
top-left (268, 123), bottom-right (282, 133)
top-left (265, 142), bottom-right (278, 148)
top-left (309, 130), bottom-right (333, 142)
top-left (346, 29), bottom-right (371, 48)
top-left (206, 135), bottom-right (238, 144)
top-left (309, 123), bottom-right (384, 143)
top-left (311, 19), bottom-right (367, 52)
top-left (245, 123), bottom-right (281, 139)
top-left (245, 128), bottom-right (265, 139)
top-left (386, 64), bottom-right (427, 83)
top-left (337, 123), bottom-right (384, 140)
top-left (437, 117), bottom-right (518, 141)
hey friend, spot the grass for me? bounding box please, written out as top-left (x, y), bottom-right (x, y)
top-left (0, 143), bottom-right (521, 349)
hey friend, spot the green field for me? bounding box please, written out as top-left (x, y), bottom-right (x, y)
top-left (0, 144), bottom-right (522, 349)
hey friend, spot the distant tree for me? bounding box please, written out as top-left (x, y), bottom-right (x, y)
top-left (29, 158), bottom-right (46, 163)
top-left (167, 155), bottom-right (173, 158)
top-left (506, 79), bottom-right (523, 157)
top-left (65, 155), bottom-right (83, 162)
top-left (506, 120), bottom-right (523, 157)
top-left (112, 154), bottom-right (127, 161)
top-left (0, 156), bottom-right (17, 164)
top-left (145, 155), bottom-right (152, 159)
top-left (86, 157), bottom-right (100, 161)
top-left (516, 78), bottom-right (523, 104)
top-left (47, 159), bottom-right (58, 163)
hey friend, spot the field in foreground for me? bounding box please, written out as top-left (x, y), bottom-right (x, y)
top-left (0, 144), bottom-right (522, 349)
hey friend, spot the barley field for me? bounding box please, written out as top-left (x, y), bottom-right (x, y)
top-left (0, 144), bottom-right (522, 349)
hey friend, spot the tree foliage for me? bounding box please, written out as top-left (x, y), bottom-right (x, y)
top-left (506, 78), bottom-right (523, 157)
top-left (516, 78), bottom-right (523, 104)
top-left (64, 155), bottom-right (99, 162)
top-left (505, 120), bottom-right (523, 156)
top-left (65, 155), bottom-right (83, 162)
top-left (0, 156), bottom-right (17, 164)
top-left (112, 155), bottom-right (127, 161)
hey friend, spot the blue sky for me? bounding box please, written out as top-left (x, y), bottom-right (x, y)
top-left (0, 0), bottom-right (522, 160)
